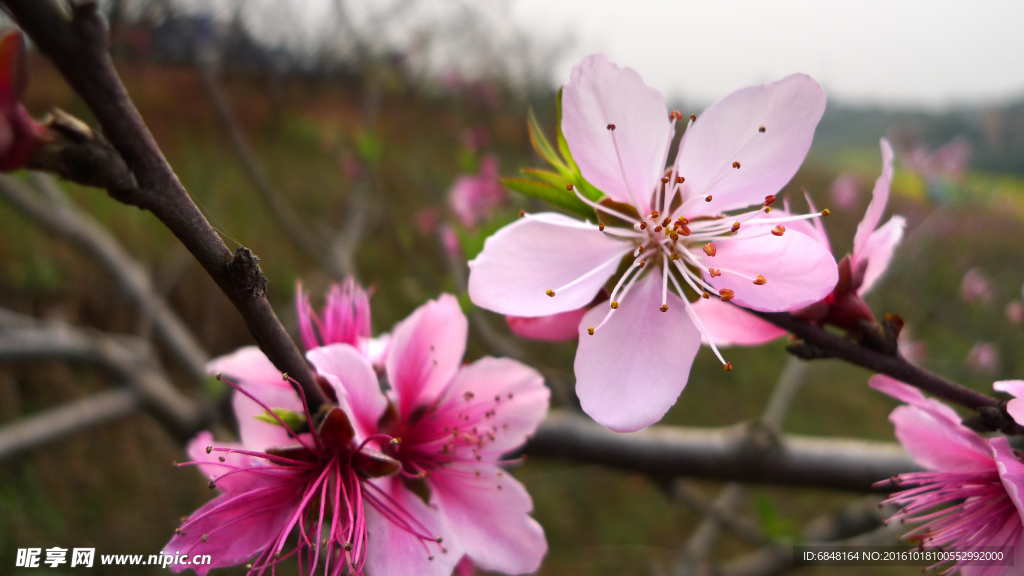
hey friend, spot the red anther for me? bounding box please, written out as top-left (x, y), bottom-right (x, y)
top-left (719, 289), bottom-right (735, 302)
top-left (660, 305), bottom-right (669, 312)
top-left (654, 225), bottom-right (663, 232)
top-left (607, 124), bottom-right (616, 131)
top-left (759, 126), bottom-right (766, 133)
top-left (661, 176), bottom-right (669, 184)
top-left (703, 243), bottom-right (717, 257)
top-left (599, 222), bottom-right (605, 231)
top-left (705, 195), bottom-right (713, 202)
top-left (679, 225), bottom-right (691, 236)
top-left (637, 245), bottom-right (645, 254)
top-left (566, 183), bottom-right (574, 191)
top-left (709, 268), bottom-right (721, 278)
top-left (670, 232), bottom-right (679, 241)
top-left (690, 114), bottom-right (696, 121)
top-left (670, 110), bottom-right (683, 121)
top-left (702, 291), bottom-right (710, 299)
top-left (518, 210), bottom-right (525, 217)
top-left (723, 362), bottom-right (734, 371)
top-left (639, 222), bottom-right (647, 230)
top-left (771, 225), bottom-right (786, 236)
top-left (753, 274), bottom-right (767, 285)
top-left (651, 210), bottom-right (660, 219)
top-left (821, 208), bottom-right (831, 216)
top-left (764, 194), bottom-right (777, 206)
top-left (662, 217), bottom-right (671, 227)
top-left (731, 222), bottom-right (741, 233)
top-left (676, 216), bottom-right (688, 224)
top-left (639, 259), bottom-right (646, 268)
top-left (732, 161), bottom-right (741, 169)
top-left (676, 176), bottom-right (685, 183)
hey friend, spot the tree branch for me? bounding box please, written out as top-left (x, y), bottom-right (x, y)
top-left (0, 173), bottom-right (210, 383)
top-left (1, 0), bottom-right (324, 409)
top-left (751, 309), bottom-right (1023, 434)
top-left (524, 412), bottom-right (918, 492)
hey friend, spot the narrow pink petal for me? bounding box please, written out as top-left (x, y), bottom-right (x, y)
top-left (888, 405), bottom-right (995, 473)
top-left (386, 294), bottom-right (467, 419)
top-left (505, 307), bottom-right (587, 342)
top-left (574, 274), bottom-right (701, 432)
top-left (561, 54), bottom-right (669, 208)
top-left (212, 346), bottom-right (303, 451)
top-left (688, 297), bottom-right (786, 347)
top-left (852, 139), bottom-right (895, 256)
top-left (206, 346), bottom-right (294, 392)
top-left (869, 375), bottom-right (967, 426)
top-left (364, 476), bottom-right (459, 576)
top-left (994, 380), bottom-right (1024, 426)
top-left (779, 202), bottom-right (830, 252)
top-left (468, 212), bottom-right (629, 316)
top-left (307, 344), bottom-right (388, 440)
top-left (993, 436), bottom-right (1024, 529)
top-left (856, 215), bottom-right (906, 296)
top-left (443, 357), bottom-right (549, 455)
top-left (162, 476), bottom-right (305, 574)
top-left (430, 462), bottom-right (547, 575)
top-left (674, 74), bottom-right (826, 212)
top-left (703, 228), bottom-right (838, 312)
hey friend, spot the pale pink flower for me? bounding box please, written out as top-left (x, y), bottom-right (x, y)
top-left (692, 139), bottom-right (905, 347)
top-left (967, 342), bottom-right (1000, 374)
top-left (315, 295), bottom-right (550, 574)
top-left (164, 347), bottom-right (455, 576)
top-left (870, 375), bottom-right (1024, 575)
top-left (449, 155), bottom-right (506, 229)
top-left (962, 268), bottom-right (994, 305)
top-left (296, 279), bottom-right (390, 370)
top-left (830, 174), bottom-right (860, 209)
top-left (1005, 301), bottom-right (1024, 325)
top-left (468, 54), bottom-right (837, 431)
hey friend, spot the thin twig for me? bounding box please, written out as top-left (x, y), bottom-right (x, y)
top-left (752, 309), bottom-right (1023, 433)
top-left (0, 173), bottom-right (210, 383)
top-left (1, 0), bottom-right (324, 409)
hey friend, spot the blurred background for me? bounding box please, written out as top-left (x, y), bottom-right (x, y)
top-left (2, 0), bottom-right (1024, 574)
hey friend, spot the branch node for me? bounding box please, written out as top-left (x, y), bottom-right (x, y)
top-left (226, 247), bottom-right (268, 298)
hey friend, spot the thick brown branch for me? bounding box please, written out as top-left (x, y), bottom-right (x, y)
top-left (750, 309), bottom-right (1023, 434)
top-left (2, 0), bottom-right (324, 409)
top-left (524, 412), bottom-right (918, 492)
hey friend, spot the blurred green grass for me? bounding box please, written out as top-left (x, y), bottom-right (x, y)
top-left (2, 57), bottom-right (1023, 575)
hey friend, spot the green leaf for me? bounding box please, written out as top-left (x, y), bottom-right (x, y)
top-left (500, 177), bottom-right (593, 219)
top-left (255, 408), bottom-right (307, 430)
top-left (527, 107), bottom-right (569, 175)
top-left (520, 168), bottom-right (569, 187)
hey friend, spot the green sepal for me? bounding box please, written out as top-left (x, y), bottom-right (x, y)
top-left (519, 168), bottom-right (568, 187)
top-left (527, 107), bottom-right (569, 175)
top-left (255, 408), bottom-right (307, 430)
top-left (499, 177), bottom-right (592, 219)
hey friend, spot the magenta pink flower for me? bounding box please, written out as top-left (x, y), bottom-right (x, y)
top-left (164, 346), bottom-right (454, 576)
top-left (692, 139), bottom-right (906, 346)
top-left (316, 295), bottom-right (549, 574)
top-left (469, 55), bottom-right (838, 431)
top-left (871, 375), bottom-right (1024, 574)
top-left (296, 279), bottom-right (389, 369)
top-left (449, 155), bottom-right (507, 229)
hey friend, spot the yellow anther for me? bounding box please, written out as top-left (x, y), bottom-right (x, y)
top-left (703, 243), bottom-right (717, 257)
top-left (599, 222), bottom-right (605, 231)
top-left (587, 327), bottom-right (595, 335)
top-left (720, 289), bottom-right (735, 302)
top-left (723, 362), bottom-right (734, 371)
top-left (660, 305), bottom-right (668, 312)
top-left (753, 275), bottom-right (767, 285)
top-left (771, 225), bottom-right (786, 236)
top-left (546, 289), bottom-right (555, 297)
top-left (709, 268), bottom-right (721, 278)
top-left (566, 183), bottom-right (574, 191)
top-left (702, 291), bottom-right (710, 299)
top-left (731, 222), bottom-right (741, 232)
top-left (518, 210), bottom-right (525, 217)
top-left (821, 208), bottom-right (831, 216)
top-left (610, 301), bottom-right (619, 309)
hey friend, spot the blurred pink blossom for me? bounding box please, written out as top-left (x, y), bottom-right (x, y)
top-left (461, 127), bottom-right (491, 152)
top-left (1006, 301), bottom-right (1024, 325)
top-left (416, 208), bottom-right (441, 236)
top-left (440, 224), bottom-right (463, 258)
top-left (869, 375), bottom-right (1024, 574)
top-left (966, 342), bottom-right (1000, 374)
top-left (901, 136), bottom-right (971, 182)
top-left (960, 268), bottom-right (993, 305)
top-left (449, 155), bottom-right (506, 229)
top-left (897, 327), bottom-right (927, 365)
top-left (829, 174), bottom-right (860, 209)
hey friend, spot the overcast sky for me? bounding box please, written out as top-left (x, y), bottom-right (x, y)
top-left (507, 0), bottom-right (1024, 108)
